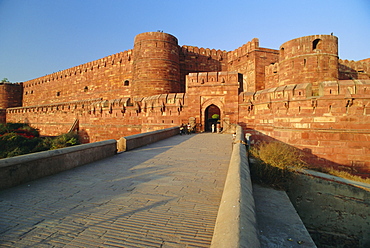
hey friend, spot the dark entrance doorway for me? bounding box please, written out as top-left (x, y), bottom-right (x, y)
top-left (205, 104), bottom-right (221, 132)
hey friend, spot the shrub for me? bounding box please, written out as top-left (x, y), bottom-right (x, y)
top-left (250, 141), bottom-right (306, 170)
top-left (249, 141), bottom-right (306, 189)
top-left (0, 132), bottom-right (43, 158)
top-left (0, 123), bottom-right (80, 158)
top-left (50, 132), bottom-right (80, 150)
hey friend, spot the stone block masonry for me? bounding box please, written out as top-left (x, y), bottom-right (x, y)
top-left (240, 80), bottom-right (370, 175)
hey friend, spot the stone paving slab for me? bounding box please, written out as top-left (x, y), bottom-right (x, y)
top-left (0, 133), bottom-right (232, 248)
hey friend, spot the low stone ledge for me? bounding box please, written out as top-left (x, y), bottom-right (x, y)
top-left (211, 125), bottom-right (260, 248)
top-left (117, 126), bottom-right (180, 152)
top-left (0, 139), bottom-right (117, 190)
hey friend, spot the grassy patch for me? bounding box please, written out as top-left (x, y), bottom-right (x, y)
top-left (315, 166), bottom-right (370, 184)
top-left (249, 141), bottom-right (370, 186)
top-left (249, 141), bottom-right (306, 189)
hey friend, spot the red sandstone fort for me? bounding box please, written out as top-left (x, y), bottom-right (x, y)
top-left (1, 32), bottom-right (369, 175)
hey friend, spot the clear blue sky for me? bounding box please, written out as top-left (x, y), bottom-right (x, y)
top-left (0, 0), bottom-right (369, 83)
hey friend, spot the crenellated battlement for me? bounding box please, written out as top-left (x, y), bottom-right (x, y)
top-left (227, 38), bottom-right (260, 63)
top-left (241, 80), bottom-right (370, 104)
top-left (23, 49), bottom-right (133, 88)
top-left (187, 71), bottom-right (240, 86)
top-left (181, 45), bottom-right (227, 61)
top-left (338, 59), bottom-right (370, 80)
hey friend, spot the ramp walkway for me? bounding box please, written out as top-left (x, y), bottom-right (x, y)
top-left (0, 133), bottom-right (232, 248)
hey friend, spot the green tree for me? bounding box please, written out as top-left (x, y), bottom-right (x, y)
top-left (1, 78), bottom-right (10, 83)
top-left (211, 114), bottom-right (219, 119)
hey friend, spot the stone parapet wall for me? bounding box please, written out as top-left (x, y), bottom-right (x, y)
top-left (211, 125), bottom-right (260, 248)
top-left (0, 139), bottom-right (117, 190)
top-left (117, 126), bottom-right (179, 152)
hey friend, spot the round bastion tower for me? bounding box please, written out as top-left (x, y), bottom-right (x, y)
top-left (278, 35), bottom-right (338, 89)
top-left (0, 83), bottom-right (23, 109)
top-left (132, 32), bottom-right (181, 98)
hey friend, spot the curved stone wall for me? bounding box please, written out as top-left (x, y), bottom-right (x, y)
top-left (133, 32), bottom-right (181, 97)
top-left (278, 35), bottom-right (338, 88)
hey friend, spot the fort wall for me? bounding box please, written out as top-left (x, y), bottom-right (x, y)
top-left (21, 50), bottom-right (133, 107)
top-left (339, 59), bottom-right (370, 80)
top-left (227, 38), bottom-right (279, 91)
top-left (179, 45), bottom-right (228, 93)
top-left (239, 80), bottom-right (370, 175)
top-left (5, 93), bottom-right (187, 143)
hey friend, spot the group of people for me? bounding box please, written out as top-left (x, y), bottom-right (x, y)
top-left (211, 123), bottom-right (221, 133)
top-left (179, 123), bottom-right (193, 135)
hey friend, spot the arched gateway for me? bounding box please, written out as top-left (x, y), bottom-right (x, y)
top-left (204, 104), bottom-right (221, 132)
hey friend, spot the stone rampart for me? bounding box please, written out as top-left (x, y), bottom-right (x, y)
top-left (227, 38), bottom-right (279, 91)
top-left (339, 59), bottom-right (370, 80)
top-left (240, 80), bottom-right (370, 175)
top-left (22, 49), bottom-right (133, 106)
top-left (0, 139), bottom-right (117, 190)
top-left (5, 93), bottom-right (186, 142)
top-left (179, 45), bottom-right (228, 91)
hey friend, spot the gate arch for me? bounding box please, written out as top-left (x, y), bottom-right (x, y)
top-left (201, 99), bottom-right (224, 132)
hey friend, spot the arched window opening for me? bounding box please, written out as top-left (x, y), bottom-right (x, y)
top-left (84, 86), bottom-right (88, 92)
top-left (313, 39), bottom-right (321, 50)
top-left (124, 80), bottom-right (130, 86)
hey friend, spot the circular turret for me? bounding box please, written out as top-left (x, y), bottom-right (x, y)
top-left (0, 83), bottom-right (23, 109)
top-left (132, 32), bottom-right (180, 97)
top-left (278, 35), bottom-right (338, 87)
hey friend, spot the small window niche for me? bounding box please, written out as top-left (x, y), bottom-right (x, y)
top-left (84, 86), bottom-right (88, 92)
top-left (312, 39), bottom-right (321, 50)
top-left (124, 80), bottom-right (130, 86)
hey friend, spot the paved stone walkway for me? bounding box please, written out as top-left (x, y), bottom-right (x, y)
top-left (0, 133), bottom-right (232, 248)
